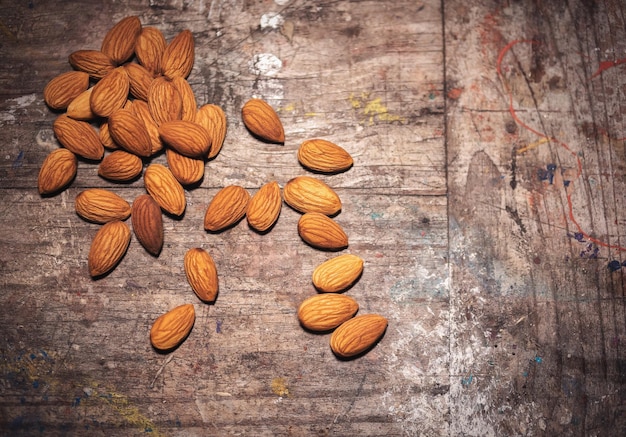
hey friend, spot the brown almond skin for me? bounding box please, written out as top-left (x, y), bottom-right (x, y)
top-left (297, 212), bottom-right (348, 251)
top-left (132, 100), bottom-right (163, 154)
top-left (101, 15), bottom-right (142, 65)
top-left (166, 148), bottom-right (204, 186)
top-left (124, 62), bottom-right (154, 102)
top-left (88, 220), bottom-right (132, 277)
top-left (172, 76), bottom-right (197, 122)
top-left (98, 150), bottom-right (143, 182)
top-left (75, 188), bottom-right (131, 224)
top-left (108, 108), bottom-right (153, 157)
top-left (312, 254), bottom-right (364, 293)
top-left (298, 139), bottom-right (354, 173)
top-left (90, 67), bottom-right (130, 118)
top-left (43, 71), bottom-right (90, 111)
top-left (283, 176), bottom-right (342, 216)
top-left (162, 29), bottom-right (195, 79)
top-left (204, 185), bottom-right (250, 232)
top-left (38, 148), bottom-right (77, 195)
top-left (148, 76), bottom-right (182, 125)
top-left (144, 163), bottom-right (186, 216)
top-left (67, 87), bottom-right (95, 121)
top-left (53, 114), bottom-right (104, 161)
top-left (195, 104), bottom-right (227, 159)
top-left (131, 194), bottom-right (164, 256)
top-left (297, 294), bottom-right (359, 332)
top-left (241, 98), bottom-right (285, 143)
top-left (159, 120), bottom-right (212, 159)
top-left (150, 303), bottom-right (195, 351)
top-left (330, 314), bottom-right (388, 358)
top-left (68, 50), bottom-right (115, 80)
top-left (184, 248), bottom-right (219, 302)
top-left (246, 181), bottom-right (282, 232)
top-left (135, 26), bottom-right (167, 76)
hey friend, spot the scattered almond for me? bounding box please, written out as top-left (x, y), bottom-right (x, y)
top-left (204, 185), bottom-right (250, 232)
top-left (101, 15), bottom-right (142, 65)
top-left (53, 114), bottom-right (104, 160)
top-left (88, 220), bottom-right (132, 277)
top-left (144, 163), bottom-right (186, 216)
top-left (184, 248), bottom-right (219, 302)
top-left (298, 139), bottom-right (353, 173)
top-left (150, 303), bottom-right (195, 351)
top-left (172, 76), bottom-right (197, 122)
top-left (158, 120), bottom-right (211, 158)
top-left (131, 100), bottom-right (163, 154)
top-left (329, 314), bottom-right (388, 358)
top-left (246, 181), bottom-right (282, 232)
top-left (297, 294), bottom-right (359, 332)
top-left (43, 70), bottom-right (90, 111)
top-left (108, 108), bottom-right (153, 157)
top-left (37, 148), bottom-right (77, 195)
top-left (312, 254), bottom-right (364, 293)
top-left (283, 176), bottom-right (342, 216)
top-left (166, 148), bottom-right (204, 186)
top-left (75, 188), bottom-right (131, 224)
top-left (68, 50), bottom-right (115, 80)
top-left (195, 104), bottom-right (227, 159)
top-left (98, 150), bottom-right (143, 182)
top-left (241, 98), bottom-right (285, 143)
top-left (297, 212), bottom-right (348, 251)
top-left (162, 29), bottom-right (195, 79)
top-left (135, 26), bottom-right (167, 76)
top-left (148, 76), bottom-right (182, 125)
top-left (124, 62), bottom-right (154, 102)
top-left (66, 87), bottom-right (96, 121)
top-left (131, 194), bottom-right (164, 256)
top-left (90, 66), bottom-right (130, 118)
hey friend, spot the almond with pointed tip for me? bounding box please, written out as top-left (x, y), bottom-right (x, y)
top-left (283, 176), bottom-right (341, 216)
top-left (297, 294), bottom-right (359, 332)
top-left (162, 29), bottom-right (195, 79)
top-left (75, 188), bottom-right (131, 224)
top-left (88, 220), bottom-right (132, 277)
top-left (67, 87), bottom-right (95, 121)
top-left (184, 248), bottom-right (219, 302)
top-left (124, 62), bottom-right (154, 101)
top-left (135, 26), bottom-right (167, 75)
top-left (131, 194), bottom-right (163, 256)
top-left (101, 15), bottom-right (142, 65)
top-left (166, 148), bottom-right (204, 186)
top-left (132, 100), bottom-right (163, 154)
top-left (98, 150), bottom-right (143, 182)
top-left (99, 120), bottom-right (118, 150)
top-left (241, 98), bottom-right (285, 143)
top-left (298, 139), bottom-right (353, 173)
top-left (53, 114), bottom-right (104, 160)
top-left (297, 212), bottom-right (348, 251)
top-left (195, 104), bottom-right (227, 158)
top-left (148, 76), bottom-right (182, 125)
top-left (171, 76), bottom-right (197, 122)
top-left (159, 120), bottom-right (211, 158)
top-left (68, 50), bottom-right (115, 80)
top-left (108, 108), bottom-right (153, 157)
top-left (43, 71), bottom-right (90, 111)
top-left (330, 314), bottom-right (388, 358)
top-left (38, 148), bottom-right (77, 195)
top-left (90, 66), bottom-right (130, 118)
top-left (312, 254), bottom-right (364, 293)
top-left (246, 181), bottom-right (282, 232)
top-left (204, 185), bottom-right (250, 232)
top-left (144, 163), bottom-right (186, 216)
top-left (150, 303), bottom-right (195, 351)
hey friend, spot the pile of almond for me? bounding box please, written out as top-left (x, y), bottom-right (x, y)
top-left (38, 16), bottom-right (387, 359)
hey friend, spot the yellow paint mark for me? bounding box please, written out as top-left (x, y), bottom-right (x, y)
top-left (517, 137), bottom-right (549, 154)
top-left (304, 112), bottom-right (321, 117)
top-left (281, 102), bottom-right (297, 112)
top-left (348, 92), bottom-right (406, 125)
top-left (271, 377), bottom-right (290, 397)
top-left (96, 388), bottom-right (162, 436)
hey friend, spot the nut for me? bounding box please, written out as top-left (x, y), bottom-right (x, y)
top-left (43, 70), bottom-right (90, 111)
top-left (172, 76), bottom-right (197, 122)
top-left (184, 248), bottom-right (219, 302)
top-left (283, 176), bottom-right (342, 216)
top-left (144, 163), bottom-right (186, 216)
top-left (246, 181), bottom-right (282, 232)
top-left (98, 150), bottom-right (143, 182)
top-left (241, 98), bottom-right (285, 143)
top-left (108, 108), bottom-right (153, 157)
top-left (329, 314), bottom-right (388, 358)
top-left (297, 139), bottom-right (353, 173)
top-left (312, 254), bottom-right (364, 293)
top-left (166, 148), bottom-right (205, 186)
top-left (101, 15), bottom-right (142, 65)
top-left (53, 114), bottom-right (104, 161)
top-left (66, 87), bottom-right (96, 121)
top-left (88, 220), bottom-right (132, 277)
top-left (135, 26), bottom-right (167, 76)
top-left (37, 148), bottom-right (77, 195)
top-left (297, 294), bottom-right (359, 332)
top-left (148, 76), bottom-right (182, 125)
top-left (124, 62), bottom-right (154, 102)
top-left (131, 194), bottom-right (164, 256)
top-left (158, 120), bottom-right (211, 158)
top-left (297, 212), bottom-right (348, 251)
top-left (195, 104), bottom-right (227, 159)
top-left (131, 100), bottom-right (163, 154)
top-left (75, 188), bottom-right (131, 224)
top-left (90, 66), bottom-right (130, 118)
top-left (150, 303), bottom-right (195, 351)
top-left (68, 50), bottom-right (115, 80)
top-left (204, 185), bottom-right (250, 232)
top-left (162, 29), bottom-right (195, 79)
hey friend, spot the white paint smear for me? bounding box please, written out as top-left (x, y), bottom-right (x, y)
top-left (260, 13), bottom-right (284, 30)
top-left (249, 53), bottom-right (282, 77)
top-left (274, 0), bottom-right (290, 5)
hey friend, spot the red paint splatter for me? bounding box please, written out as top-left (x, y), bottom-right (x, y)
top-left (591, 58), bottom-right (626, 79)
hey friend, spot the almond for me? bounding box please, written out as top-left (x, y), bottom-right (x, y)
top-left (150, 303), bottom-right (195, 351)
top-left (124, 62), bottom-right (154, 101)
top-left (312, 254), bottom-right (364, 292)
top-left (43, 71), bottom-right (90, 111)
top-left (66, 87), bottom-right (95, 121)
top-left (204, 185), bottom-right (250, 232)
top-left (283, 176), bottom-right (342, 216)
top-left (297, 294), bottom-right (359, 332)
top-left (148, 76), bottom-right (182, 125)
top-left (159, 120), bottom-right (211, 158)
top-left (38, 148), bottom-right (77, 195)
top-left (132, 100), bottom-right (163, 154)
top-left (172, 76), bottom-right (197, 122)
top-left (329, 314), bottom-right (388, 358)
top-left (184, 248), bottom-right (219, 302)
top-left (90, 66), bottom-right (130, 118)
top-left (131, 194), bottom-right (164, 256)
top-left (135, 26), bottom-right (167, 76)
top-left (75, 188), bottom-right (131, 223)
top-left (88, 220), bottom-right (132, 277)
top-left (195, 104), bottom-right (227, 159)
top-left (53, 114), bottom-right (104, 160)
top-left (98, 150), bottom-right (143, 182)
top-left (297, 212), bottom-right (348, 251)
top-left (241, 98), bottom-right (285, 143)
top-left (246, 181), bottom-right (282, 232)
top-left (99, 120), bottom-right (118, 150)
top-left (101, 15), bottom-right (142, 65)
top-left (162, 29), bottom-right (195, 79)
top-left (108, 108), bottom-right (153, 157)
top-left (166, 148), bottom-right (204, 186)
top-left (297, 139), bottom-right (354, 173)
top-left (68, 50), bottom-right (115, 80)
top-left (144, 163), bottom-right (186, 216)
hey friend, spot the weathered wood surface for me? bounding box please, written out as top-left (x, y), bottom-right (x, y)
top-left (0, 0), bottom-right (625, 435)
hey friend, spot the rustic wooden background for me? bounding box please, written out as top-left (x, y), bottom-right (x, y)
top-left (1, 0), bottom-right (625, 435)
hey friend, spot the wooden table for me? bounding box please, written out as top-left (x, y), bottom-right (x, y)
top-left (1, 0), bottom-right (625, 435)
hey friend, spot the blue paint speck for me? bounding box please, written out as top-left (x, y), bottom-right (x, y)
top-left (370, 212), bottom-right (383, 220)
top-left (216, 320), bottom-right (222, 333)
top-left (608, 260), bottom-right (622, 272)
top-left (72, 397), bottom-right (81, 407)
top-left (534, 356), bottom-right (543, 364)
top-left (12, 151), bottom-right (24, 169)
top-left (32, 380), bottom-right (39, 389)
top-left (461, 375), bottom-right (473, 386)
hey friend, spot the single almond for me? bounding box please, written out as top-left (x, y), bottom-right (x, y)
top-left (98, 150), bottom-right (143, 182)
top-left (148, 76), bottom-right (182, 125)
top-left (131, 194), bottom-right (164, 256)
top-left (101, 15), bottom-right (142, 65)
top-left (68, 50), bottom-right (115, 80)
top-left (241, 98), bottom-right (285, 143)
top-left (172, 76), bottom-right (197, 122)
top-left (150, 303), bottom-right (195, 351)
top-left (43, 71), bottom-right (90, 111)
top-left (204, 185), bottom-right (250, 232)
top-left (38, 148), bottom-right (77, 195)
top-left (144, 163), bottom-right (186, 216)
top-left (67, 87), bottom-right (96, 121)
top-left (283, 176), bottom-right (342, 216)
top-left (135, 26), bottom-right (167, 76)
top-left (329, 314), bottom-right (388, 358)
top-left (162, 29), bottom-right (195, 79)
top-left (99, 120), bottom-right (119, 150)
top-left (132, 99), bottom-right (163, 154)
top-left (90, 66), bottom-right (130, 118)
top-left (297, 212), bottom-right (348, 251)
top-left (75, 188), bottom-right (131, 223)
top-left (312, 254), bottom-right (364, 292)
top-left (159, 120), bottom-right (211, 158)
top-left (246, 181), bottom-right (282, 232)
top-left (184, 248), bottom-right (219, 302)
top-left (166, 148), bottom-right (204, 186)
top-left (195, 104), bottom-right (227, 159)
top-left (297, 139), bottom-right (354, 173)
top-left (124, 62), bottom-right (154, 101)
top-left (108, 108), bottom-right (153, 157)
top-left (297, 294), bottom-right (359, 332)
top-left (53, 114), bottom-right (104, 160)
top-left (88, 220), bottom-right (132, 277)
